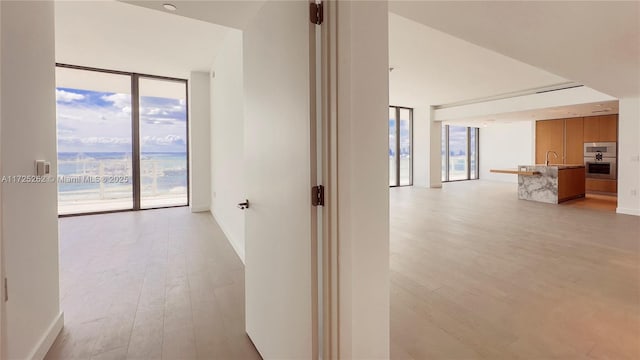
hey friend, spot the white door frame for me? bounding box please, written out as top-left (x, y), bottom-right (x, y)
top-left (322, 0), bottom-right (391, 358)
top-left (319, 0), bottom-right (338, 357)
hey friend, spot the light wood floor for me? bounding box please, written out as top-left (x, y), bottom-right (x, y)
top-left (563, 193), bottom-right (618, 212)
top-left (45, 208), bottom-right (260, 360)
top-left (44, 182), bottom-right (639, 360)
top-left (390, 181), bottom-right (640, 360)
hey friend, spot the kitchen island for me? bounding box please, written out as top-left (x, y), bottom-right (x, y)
top-left (491, 165), bottom-right (586, 204)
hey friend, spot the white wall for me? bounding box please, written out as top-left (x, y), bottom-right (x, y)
top-left (617, 96), bottom-right (640, 216)
top-left (210, 30), bottom-right (245, 261)
top-left (0, 2), bottom-right (4, 356)
top-left (479, 121), bottom-right (535, 183)
top-left (414, 108), bottom-right (443, 188)
top-left (336, 1), bottom-right (390, 358)
top-left (189, 71), bottom-right (211, 212)
top-left (1, 2), bottom-right (63, 359)
top-left (428, 109), bottom-right (442, 188)
top-left (412, 107), bottom-right (429, 187)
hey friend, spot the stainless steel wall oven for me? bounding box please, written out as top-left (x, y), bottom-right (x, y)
top-left (584, 142), bottom-right (617, 180)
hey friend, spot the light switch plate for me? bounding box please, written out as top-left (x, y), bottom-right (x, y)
top-left (35, 160), bottom-right (51, 176)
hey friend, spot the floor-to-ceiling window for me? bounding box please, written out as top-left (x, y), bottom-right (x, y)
top-left (55, 65), bottom-right (188, 215)
top-left (389, 106), bottom-right (413, 187)
top-left (138, 77), bottom-right (188, 209)
top-left (441, 124), bottom-right (479, 182)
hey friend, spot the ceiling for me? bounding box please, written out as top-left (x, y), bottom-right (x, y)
top-left (390, 1), bottom-right (640, 98)
top-left (389, 13), bottom-right (569, 108)
top-left (444, 100), bottom-right (619, 128)
top-left (55, 1), bottom-right (233, 79)
top-left (121, 0), bottom-right (265, 30)
top-left (56, 0), bottom-right (636, 121)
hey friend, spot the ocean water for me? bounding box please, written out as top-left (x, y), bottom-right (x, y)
top-left (57, 152), bottom-right (187, 196)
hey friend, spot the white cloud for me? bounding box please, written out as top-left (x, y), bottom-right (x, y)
top-left (58, 136), bottom-right (131, 146)
top-left (56, 89), bottom-right (85, 103)
top-left (102, 93), bottom-right (132, 113)
top-left (142, 118), bottom-right (177, 126)
top-left (142, 135), bottom-right (185, 146)
top-left (143, 107), bottom-right (169, 116)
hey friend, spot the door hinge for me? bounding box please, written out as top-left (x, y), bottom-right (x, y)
top-left (312, 185), bottom-right (325, 206)
top-left (310, 2), bottom-right (323, 25)
top-left (4, 278), bottom-right (7, 302)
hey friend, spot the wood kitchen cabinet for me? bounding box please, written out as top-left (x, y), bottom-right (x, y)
top-left (565, 117), bottom-right (584, 165)
top-left (586, 178), bottom-right (617, 193)
top-left (558, 167), bottom-right (587, 202)
top-left (536, 115), bottom-right (619, 196)
top-left (536, 115), bottom-right (617, 165)
top-left (535, 119), bottom-right (565, 164)
top-left (583, 115), bottom-right (617, 142)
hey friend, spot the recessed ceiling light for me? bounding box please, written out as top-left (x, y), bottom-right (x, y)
top-left (163, 3), bottom-right (177, 11)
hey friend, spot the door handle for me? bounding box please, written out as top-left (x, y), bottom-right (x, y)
top-left (237, 200), bottom-right (250, 210)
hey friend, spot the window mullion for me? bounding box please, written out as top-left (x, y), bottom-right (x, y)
top-left (131, 74), bottom-right (141, 210)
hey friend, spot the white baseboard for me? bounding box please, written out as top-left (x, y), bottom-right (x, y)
top-left (29, 312), bottom-right (64, 360)
top-left (616, 207), bottom-right (640, 216)
top-left (190, 204), bottom-right (210, 213)
top-left (210, 209), bottom-right (245, 264)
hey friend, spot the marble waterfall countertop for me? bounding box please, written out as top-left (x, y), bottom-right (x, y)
top-left (517, 165), bottom-right (585, 204)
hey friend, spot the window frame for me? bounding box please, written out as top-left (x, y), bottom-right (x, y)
top-left (55, 63), bottom-right (190, 216)
top-left (441, 124), bottom-right (479, 182)
top-left (389, 105), bottom-right (413, 187)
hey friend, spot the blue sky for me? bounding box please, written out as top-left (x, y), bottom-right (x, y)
top-left (56, 87), bottom-right (187, 153)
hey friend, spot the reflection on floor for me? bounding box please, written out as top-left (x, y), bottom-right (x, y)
top-left (562, 193), bottom-right (618, 212)
top-left (390, 181), bottom-right (639, 359)
top-left (45, 208), bottom-right (260, 360)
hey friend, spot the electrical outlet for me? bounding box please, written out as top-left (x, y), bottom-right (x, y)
top-left (631, 189), bottom-right (638, 197)
top-left (631, 155), bottom-right (640, 162)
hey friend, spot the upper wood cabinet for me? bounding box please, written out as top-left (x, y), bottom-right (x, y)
top-left (583, 116), bottom-right (599, 142)
top-left (536, 114), bottom-right (618, 165)
top-left (535, 119), bottom-right (565, 164)
top-left (583, 115), bottom-right (618, 142)
top-left (565, 117), bottom-right (584, 165)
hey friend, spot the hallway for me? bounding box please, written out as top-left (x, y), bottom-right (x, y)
top-left (45, 208), bottom-right (260, 359)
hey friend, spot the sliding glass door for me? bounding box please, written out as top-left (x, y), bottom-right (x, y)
top-left (139, 77), bottom-right (188, 209)
top-left (441, 125), bottom-right (479, 182)
top-left (56, 67), bottom-right (134, 215)
top-left (389, 106), bottom-right (413, 187)
top-left (55, 65), bottom-right (189, 215)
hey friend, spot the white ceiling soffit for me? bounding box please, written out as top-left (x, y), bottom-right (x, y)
top-left (55, 1), bottom-right (232, 79)
top-left (121, 0), bottom-right (266, 30)
top-left (444, 100), bottom-right (619, 128)
top-left (389, 1), bottom-right (640, 98)
top-left (389, 12), bottom-right (569, 108)
top-left (437, 85), bottom-right (618, 127)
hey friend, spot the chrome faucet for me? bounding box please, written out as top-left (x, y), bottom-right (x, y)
top-left (545, 150), bottom-right (559, 166)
